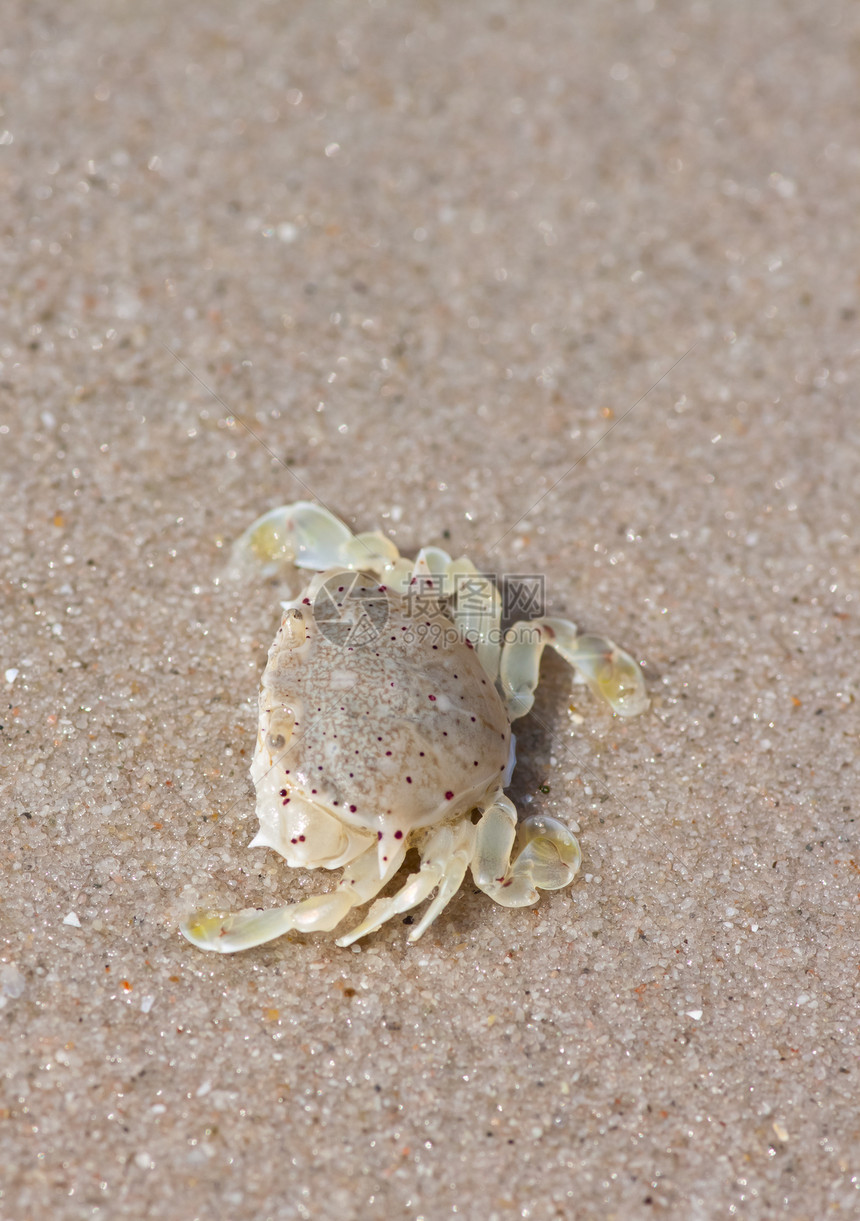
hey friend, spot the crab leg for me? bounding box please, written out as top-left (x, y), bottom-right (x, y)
top-left (393, 544), bottom-right (454, 603)
top-left (471, 795), bottom-right (581, 907)
top-left (335, 822), bottom-right (476, 947)
top-left (406, 839), bottom-right (472, 943)
top-left (180, 841), bottom-right (406, 953)
top-left (412, 546), bottom-right (453, 587)
top-left (499, 617), bottom-right (648, 721)
top-left (447, 556), bottom-right (503, 681)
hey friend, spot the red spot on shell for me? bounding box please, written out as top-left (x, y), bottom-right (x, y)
top-left (350, 804), bottom-right (357, 812)
top-left (394, 830), bottom-right (403, 840)
top-left (445, 790), bottom-right (454, 800)
top-left (406, 776), bottom-right (412, 784)
top-left (428, 694), bottom-right (436, 701)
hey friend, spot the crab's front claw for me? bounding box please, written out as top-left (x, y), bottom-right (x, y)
top-left (571, 634), bottom-right (649, 718)
top-left (228, 502), bottom-right (357, 580)
top-left (472, 796), bottom-right (581, 907)
top-left (513, 814), bottom-right (581, 891)
top-left (228, 502), bottom-right (408, 583)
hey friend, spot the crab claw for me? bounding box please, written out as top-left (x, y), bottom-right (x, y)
top-left (571, 634), bottom-right (649, 717)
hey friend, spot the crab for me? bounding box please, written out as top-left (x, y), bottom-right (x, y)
top-left (181, 502), bottom-right (647, 952)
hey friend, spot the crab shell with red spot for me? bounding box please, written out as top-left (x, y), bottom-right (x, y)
top-left (250, 570), bottom-right (513, 878)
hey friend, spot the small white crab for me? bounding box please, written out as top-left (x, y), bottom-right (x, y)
top-left (181, 502), bottom-right (647, 952)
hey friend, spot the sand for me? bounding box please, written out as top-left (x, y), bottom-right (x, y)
top-left (2, 2), bottom-right (858, 1217)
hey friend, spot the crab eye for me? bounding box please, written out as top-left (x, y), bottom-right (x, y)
top-left (265, 707), bottom-right (295, 755)
top-left (280, 608), bottom-right (307, 648)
